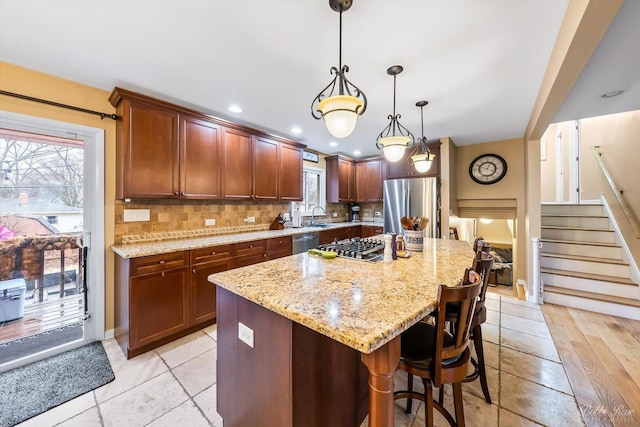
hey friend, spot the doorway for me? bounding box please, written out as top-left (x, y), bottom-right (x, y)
top-left (0, 111), bottom-right (104, 371)
top-left (540, 120), bottom-right (581, 204)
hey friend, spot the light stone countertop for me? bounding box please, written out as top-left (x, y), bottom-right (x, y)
top-left (208, 238), bottom-right (474, 354)
top-left (111, 221), bottom-right (382, 258)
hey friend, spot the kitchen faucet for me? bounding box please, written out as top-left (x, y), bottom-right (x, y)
top-left (310, 206), bottom-right (326, 226)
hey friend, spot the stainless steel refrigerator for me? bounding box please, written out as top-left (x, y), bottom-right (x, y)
top-left (383, 177), bottom-right (441, 238)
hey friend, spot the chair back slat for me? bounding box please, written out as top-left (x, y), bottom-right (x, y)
top-left (431, 268), bottom-right (482, 387)
top-left (471, 255), bottom-right (494, 304)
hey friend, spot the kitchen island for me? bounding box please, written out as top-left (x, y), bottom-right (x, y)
top-left (209, 237), bottom-right (474, 427)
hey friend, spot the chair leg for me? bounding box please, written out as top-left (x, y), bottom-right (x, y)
top-left (423, 378), bottom-right (434, 427)
top-left (438, 385), bottom-right (444, 405)
top-left (473, 324), bottom-right (492, 404)
top-left (452, 382), bottom-right (465, 427)
top-left (406, 372), bottom-right (414, 414)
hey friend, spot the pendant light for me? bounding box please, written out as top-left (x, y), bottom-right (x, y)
top-left (311, 0), bottom-right (367, 139)
top-left (376, 65), bottom-right (414, 162)
top-left (409, 100), bottom-right (435, 173)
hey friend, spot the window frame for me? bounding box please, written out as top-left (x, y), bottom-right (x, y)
top-left (298, 164), bottom-right (326, 218)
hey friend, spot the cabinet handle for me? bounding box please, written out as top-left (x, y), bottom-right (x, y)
top-left (174, 192), bottom-right (179, 196)
top-left (193, 268), bottom-right (196, 274)
top-left (161, 272), bottom-right (165, 277)
top-left (278, 240), bottom-right (282, 244)
top-left (181, 192), bottom-right (186, 196)
top-left (211, 251), bottom-right (216, 255)
top-left (159, 260), bottom-right (165, 264)
top-left (264, 253), bottom-right (268, 257)
top-left (249, 245), bottom-right (253, 249)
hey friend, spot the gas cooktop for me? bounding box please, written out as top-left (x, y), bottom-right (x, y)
top-left (317, 237), bottom-right (385, 262)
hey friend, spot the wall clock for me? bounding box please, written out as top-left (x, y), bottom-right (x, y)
top-left (469, 153), bottom-right (507, 185)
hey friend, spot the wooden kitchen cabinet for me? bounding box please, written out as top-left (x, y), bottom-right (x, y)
top-left (221, 127), bottom-right (254, 200)
top-left (234, 239), bottom-right (268, 268)
top-left (253, 136), bottom-right (279, 200)
top-left (115, 251), bottom-right (191, 357)
top-left (319, 226), bottom-right (361, 244)
top-left (112, 97), bottom-right (180, 199)
top-left (180, 115), bottom-right (222, 199)
top-left (266, 236), bottom-right (292, 260)
top-left (189, 245), bottom-right (234, 325)
top-left (110, 87), bottom-right (304, 201)
top-left (326, 156), bottom-right (356, 203)
top-left (387, 143), bottom-right (441, 179)
top-left (361, 225), bottom-right (384, 238)
top-left (279, 143), bottom-right (304, 201)
top-left (356, 159), bottom-right (386, 202)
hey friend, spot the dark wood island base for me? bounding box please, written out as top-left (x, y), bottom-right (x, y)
top-left (217, 286), bottom-right (370, 427)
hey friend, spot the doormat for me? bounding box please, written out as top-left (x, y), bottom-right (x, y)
top-left (0, 323), bottom-right (83, 365)
top-left (0, 341), bottom-right (115, 427)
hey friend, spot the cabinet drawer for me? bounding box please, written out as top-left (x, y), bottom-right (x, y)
top-left (266, 236), bottom-right (292, 251)
top-left (235, 240), bottom-right (266, 257)
top-left (131, 251), bottom-right (189, 276)
top-left (190, 244), bottom-right (234, 265)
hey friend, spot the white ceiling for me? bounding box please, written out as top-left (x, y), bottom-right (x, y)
top-left (0, 0), bottom-right (637, 158)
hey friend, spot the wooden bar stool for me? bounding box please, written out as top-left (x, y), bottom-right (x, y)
top-left (394, 268), bottom-right (482, 427)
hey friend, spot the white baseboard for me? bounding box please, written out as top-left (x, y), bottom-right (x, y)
top-left (103, 329), bottom-right (115, 340)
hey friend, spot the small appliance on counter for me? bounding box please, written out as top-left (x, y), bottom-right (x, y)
top-left (291, 203), bottom-right (302, 228)
top-left (349, 203), bottom-right (360, 222)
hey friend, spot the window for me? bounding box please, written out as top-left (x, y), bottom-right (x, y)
top-left (46, 215), bottom-right (59, 224)
top-left (295, 165), bottom-right (325, 216)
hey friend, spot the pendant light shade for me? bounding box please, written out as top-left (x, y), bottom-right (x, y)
top-left (376, 65), bottom-right (414, 162)
top-left (317, 95), bottom-right (364, 138)
top-left (409, 100), bottom-right (436, 173)
top-left (311, 0), bottom-right (367, 139)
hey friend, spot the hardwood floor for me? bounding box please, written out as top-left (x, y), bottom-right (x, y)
top-left (0, 294), bottom-right (83, 345)
top-left (542, 303), bottom-right (640, 427)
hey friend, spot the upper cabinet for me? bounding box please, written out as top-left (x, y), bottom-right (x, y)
top-left (180, 115), bottom-right (222, 199)
top-left (356, 159), bottom-right (386, 202)
top-left (114, 99), bottom-right (180, 199)
top-left (326, 156), bottom-right (355, 203)
top-left (279, 143), bottom-right (303, 201)
top-left (387, 143), bottom-right (441, 179)
top-left (109, 87), bottom-right (305, 201)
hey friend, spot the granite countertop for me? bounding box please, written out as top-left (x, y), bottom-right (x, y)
top-left (111, 221), bottom-right (382, 258)
top-left (208, 238), bottom-right (474, 354)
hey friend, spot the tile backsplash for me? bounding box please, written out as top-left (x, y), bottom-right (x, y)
top-left (114, 200), bottom-right (383, 244)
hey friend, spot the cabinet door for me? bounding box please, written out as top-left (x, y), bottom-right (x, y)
top-left (279, 144), bottom-right (303, 201)
top-left (338, 159), bottom-right (355, 202)
top-left (366, 161), bottom-right (384, 202)
top-left (221, 127), bottom-right (253, 199)
top-left (253, 136), bottom-right (279, 201)
top-left (180, 115), bottom-right (222, 199)
top-left (355, 163), bottom-right (367, 202)
top-left (120, 100), bottom-right (179, 198)
top-left (130, 267), bottom-right (189, 349)
top-left (190, 257), bottom-right (233, 325)
top-left (234, 240), bottom-right (267, 268)
top-left (266, 236), bottom-right (292, 260)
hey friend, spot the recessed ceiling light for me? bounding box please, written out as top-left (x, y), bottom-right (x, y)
top-left (329, 141), bottom-right (338, 147)
top-left (228, 105), bottom-right (243, 113)
top-left (601, 90), bottom-right (624, 98)
top-left (353, 150), bottom-right (361, 155)
top-left (291, 127), bottom-right (302, 134)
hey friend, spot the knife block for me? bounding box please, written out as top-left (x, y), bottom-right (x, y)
top-left (269, 217), bottom-right (285, 230)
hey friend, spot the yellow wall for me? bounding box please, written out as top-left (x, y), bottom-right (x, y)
top-left (0, 61), bottom-right (117, 330)
top-left (455, 137), bottom-right (526, 283)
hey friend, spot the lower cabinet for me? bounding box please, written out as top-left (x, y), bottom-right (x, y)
top-left (361, 225), bottom-right (384, 238)
top-left (115, 237), bottom-right (295, 358)
top-left (319, 226), bottom-right (361, 244)
top-left (190, 244), bottom-right (234, 325)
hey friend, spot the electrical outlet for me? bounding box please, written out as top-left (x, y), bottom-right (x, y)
top-left (374, 211), bottom-right (381, 217)
top-left (333, 212), bottom-right (338, 217)
top-left (283, 213), bottom-right (290, 220)
top-left (205, 218), bottom-right (216, 226)
top-left (238, 322), bottom-right (254, 348)
top-left (245, 216), bottom-right (255, 223)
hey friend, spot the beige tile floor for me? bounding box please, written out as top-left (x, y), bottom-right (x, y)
top-left (16, 289), bottom-right (584, 427)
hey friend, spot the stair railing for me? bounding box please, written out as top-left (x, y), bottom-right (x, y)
top-left (591, 146), bottom-right (640, 238)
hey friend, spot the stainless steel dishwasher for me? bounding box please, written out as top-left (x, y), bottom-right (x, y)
top-left (292, 232), bottom-right (319, 254)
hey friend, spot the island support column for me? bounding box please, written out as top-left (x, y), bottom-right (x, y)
top-left (361, 336), bottom-right (401, 427)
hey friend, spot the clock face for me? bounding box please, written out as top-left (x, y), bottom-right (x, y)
top-left (469, 154), bottom-right (507, 185)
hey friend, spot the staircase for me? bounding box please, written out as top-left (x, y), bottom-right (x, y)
top-left (540, 204), bottom-right (640, 320)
